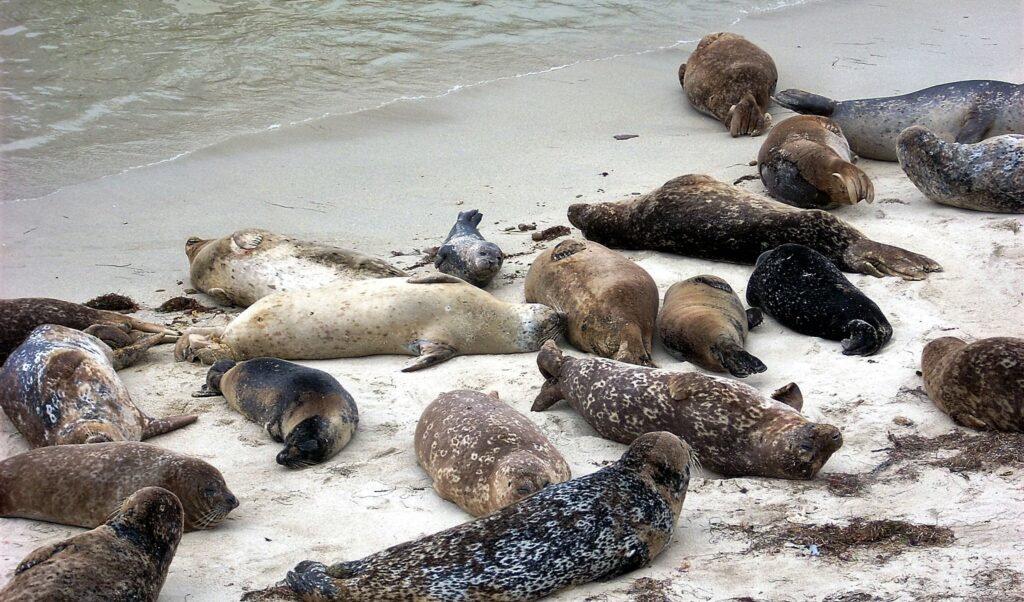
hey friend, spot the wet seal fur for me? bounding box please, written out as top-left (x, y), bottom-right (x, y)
top-left (241, 432), bottom-right (692, 602)
top-left (185, 228), bottom-right (406, 307)
top-left (657, 275), bottom-right (766, 377)
top-left (774, 80), bottom-right (1024, 161)
top-left (525, 239), bottom-right (658, 366)
top-left (435, 210), bottom-right (504, 287)
top-left (0, 325), bottom-right (197, 446)
top-left (0, 486), bottom-right (183, 602)
top-left (567, 174), bottom-right (941, 280)
top-left (174, 274), bottom-right (563, 371)
top-left (532, 341), bottom-right (840, 479)
top-left (746, 244), bottom-right (892, 356)
top-left (679, 32), bottom-right (778, 137)
top-left (195, 358), bottom-right (359, 467)
top-left (0, 441), bottom-right (238, 531)
top-left (897, 126), bottom-right (1024, 213)
top-left (921, 336), bottom-right (1024, 432)
top-left (758, 115), bottom-right (874, 209)
top-left (414, 389), bottom-right (570, 516)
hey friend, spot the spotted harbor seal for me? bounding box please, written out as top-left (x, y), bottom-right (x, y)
top-left (434, 210), bottom-right (504, 287)
top-left (896, 126), bottom-right (1024, 213)
top-left (0, 442), bottom-right (238, 531)
top-left (921, 336), bottom-right (1024, 431)
top-left (525, 239), bottom-right (658, 366)
top-left (657, 275), bottom-right (766, 377)
top-left (0, 325), bottom-right (197, 446)
top-left (241, 431), bottom-right (692, 602)
top-left (0, 486), bottom-right (183, 602)
top-left (415, 389), bottom-right (570, 517)
top-left (193, 358), bottom-right (358, 467)
top-left (747, 244), bottom-right (892, 356)
top-left (174, 274), bottom-right (563, 371)
top-left (678, 32), bottom-right (778, 137)
top-left (568, 174), bottom-right (941, 280)
top-left (774, 80), bottom-right (1024, 161)
top-left (185, 228), bottom-right (406, 307)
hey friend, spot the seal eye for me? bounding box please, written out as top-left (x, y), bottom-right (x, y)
top-left (203, 484), bottom-right (219, 496)
top-left (515, 485), bottom-right (532, 496)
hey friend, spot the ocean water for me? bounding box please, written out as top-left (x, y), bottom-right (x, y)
top-left (0, 0), bottom-right (811, 202)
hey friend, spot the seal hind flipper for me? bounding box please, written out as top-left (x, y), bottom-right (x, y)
top-left (842, 239), bottom-right (942, 281)
top-left (173, 327), bottom-right (233, 364)
top-left (840, 319), bottom-right (890, 356)
top-left (955, 107), bottom-right (994, 144)
top-left (142, 414), bottom-right (199, 440)
top-left (84, 324), bottom-right (133, 348)
top-left (458, 209), bottom-right (483, 228)
top-left (710, 341), bottom-right (766, 378)
top-left (406, 273), bottom-right (466, 285)
top-left (773, 89), bottom-right (837, 116)
top-left (286, 561), bottom-right (340, 598)
top-left (746, 307), bottom-right (763, 329)
top-left (770, 383), bottom-right (803, 411)
top-left (727, 93), bottom-right (771, 137)
top-left (112, 332), bottom-right (178, 370)
top-left (402, 340), bottom-right (457, 372)
top-left (532, 340), bottom-right (566, 411)
top-left (613, 324), bottom-right (655, 367)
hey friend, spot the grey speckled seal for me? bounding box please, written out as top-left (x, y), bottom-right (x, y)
top-left (897, 126), bottom-right (1024, 213)
top-left (241, 432), bottom-right (692, 602)
top-left (774, 80), bottom-right (1024, 161)
top-left (435, 210), bottom-right (504, 287)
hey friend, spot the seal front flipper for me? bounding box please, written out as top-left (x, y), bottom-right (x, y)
top-left (14, 540), bottom-right (69, 574)
top-left (402, 339), bottom-right (457, 372)
top-left (842, 239), bottom-right (942, 281)
top-left (231, 229), bottom-right (265, 251)
top-left (205, 287), bottom-right (235, 306)
top-left (710, 340), bottom-right (766, 378)
top-left (772, 89), bottom-right (837, 116)
top-left (955, 107), bottom-right (994, 144)
top-left (771, 383), bottom-right (803, 411)
top-left (84, 324), bottom-right (134, 348)
top-left (551, 239), bottom-right (586, 260)
top-left (112, 331), bottom-right (178, 370)
top-left (840, 319), bottom-right (890, 356)
top-left (406, 273), bottom-right (466, 285)
top-left (746, 307), bottom-right (763, 329)
top-left (141, 413), bottom-right (199, 440)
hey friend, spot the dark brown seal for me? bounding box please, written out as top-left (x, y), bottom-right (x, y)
top-left (414, 389), bottom-right (571, 516)
top-left (525, 239), bottom-right (658, 366)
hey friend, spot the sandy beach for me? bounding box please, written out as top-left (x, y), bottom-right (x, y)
top-left (2, 0), bottom-right (1023, 600)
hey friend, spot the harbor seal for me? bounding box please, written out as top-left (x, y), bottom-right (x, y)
top-left (656, 275), bottom-right (766, 377)
top-left (414, 389), bottom-right (571, 516)
top-left (435, 209), bottom-right (504, 287)
top-left (773, 80), bottom-right (1024, 161)
top-left (896, 126), bottom-right (1024, 213)
top-left (0, 324), bottom-right (197, 447)
top-left (0, 486), bottom-right (183, 602)
top-left (0, 442), bottom-right (238, 531)
top-left (921, 336), bottom-right (1024, 431)
top-left (678, 32), bottom-right (777, 137)
top-left (241, 432), bottom-right (692, 602)
top-left (194, 358), bottom-right (359, 467)
top-left (567, 174), bottom-right (941, 280)
top-left (758, 115), bottom-right (874, 209)
top-left (185, 228), bottom-right (406, 307)
top-left (174, 274), bottom-right (564, 371)
top-left (746, 244), bottom-right (892, 356)
top-left (525, 239), bottom-right (658, 366)
top-left (532, 341), bottom-right (841, 479)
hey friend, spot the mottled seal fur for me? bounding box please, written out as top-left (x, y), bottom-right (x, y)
top-left (897, 126), bottom-right (1024, 213)
top-left (241, 432), bottom-right (692, 602)
top-left (435, 210), bottom-right (504, 287)
top-left (525, 239), bottom-right (658, 366)
top-left (774, 80), bottom-right (1024, 161)
top-left (0, 324), bottom-right (197, 446)
top-left (567, 174), bottom-right (941, 280)
top-left (185, 228), bottom-right (406, 307)
top-left (0, 442), bottom-right (238, 531)
top-left (414, 389), bottom-right (570, 516)
top-left (679, 32), bottom-right (777, 137)
top-left (747, 244), bottom-right (892, 356)
top-left (195, 358), bottom-right (359, 467)
top-left (532, 341), bottom-right (840, 479)
top-left (0, 486), bottom-right (183, 602)
top-left (758, 115), bottom-right (874, 209)
top-left (921, 336), bottom-right (1024, 431)
top-left (657, 275), bottom-right (766, 377)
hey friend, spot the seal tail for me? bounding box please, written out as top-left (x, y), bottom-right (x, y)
top-left (142, 414), bottom-right (199, 440)
top-left (773, 89), bottom-right (837, 116)
top-left (841, 319), bottom-right (893, 356)
top-left (533, 340), bottom-right (566, 411)
top-left (711, 341), bottom-right (767, 378)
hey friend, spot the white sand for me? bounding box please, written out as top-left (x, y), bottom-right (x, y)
top-left (2, 0), bottom-right (1023, 600)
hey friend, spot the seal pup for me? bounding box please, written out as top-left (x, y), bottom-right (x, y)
top-left (185, 228), bottom-right (406, 307)
top-left (758, 115), bottom-right (874, 209)
top-left (897, 126), bottom-right (1024, 213)
top-left (657, 275), bottom-right (766, 377)
top-left (174, 274), bottom-right (564, 370)
top-left (567, 174), bottom-right (941, 280)
top-left (434, 209), bottom-right (504, 287)
top-left (241, 432), bottom-right (692, 602)
top-left (747, 244), bottom-right (892, 356)
top-left (194, 358), bottom-right (359, 467)
top-left (525, 239), bottom-right (658, 366)
top-left (0, 442), bottom-right (238, 531)
top-left (774, 80), bottom-right (1024, 160)
top-left (921, 336), bottom-right (1024, 432)
top-left (678, 32), bottom-right (777, 137)
top-left (532, 341), bottom-right (840, 479)
top-left (0, 486), bottom-right (183, 602)
top-left (0, 325), bottom-right (197, 447)
top-left (415, 389), bottom-right (570, 516)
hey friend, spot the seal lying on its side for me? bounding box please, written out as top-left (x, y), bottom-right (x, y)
top-left (435, 210), bottom-right (504, 287)
top-left (241, 432), bottom-right (692, 602)
top-left (567, 174), bottom-right (941, 280)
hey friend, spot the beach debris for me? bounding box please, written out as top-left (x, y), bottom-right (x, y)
top-left (885, 430), bottom-right (1024, 473)
top-left (824, 473), bottom-right (867, 497)
top-left (83, 293), bottom-right (139, 313)
top-left (531, 225), bottom-right (571, 242)
top-left (156, 296), bottom-right (215, 313)
top-left (730, 518), bottom-right (954, 559)
top-left (613, 134), bottom-right (639, 140)
top-left (733, 174), bottom-right (760, 185)
top-left (891, 416), bottom-right (914, 426)
top-left (502, 223), bottom-right (537, 232)
top-left (625, 577), bottom-right (673, 601)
